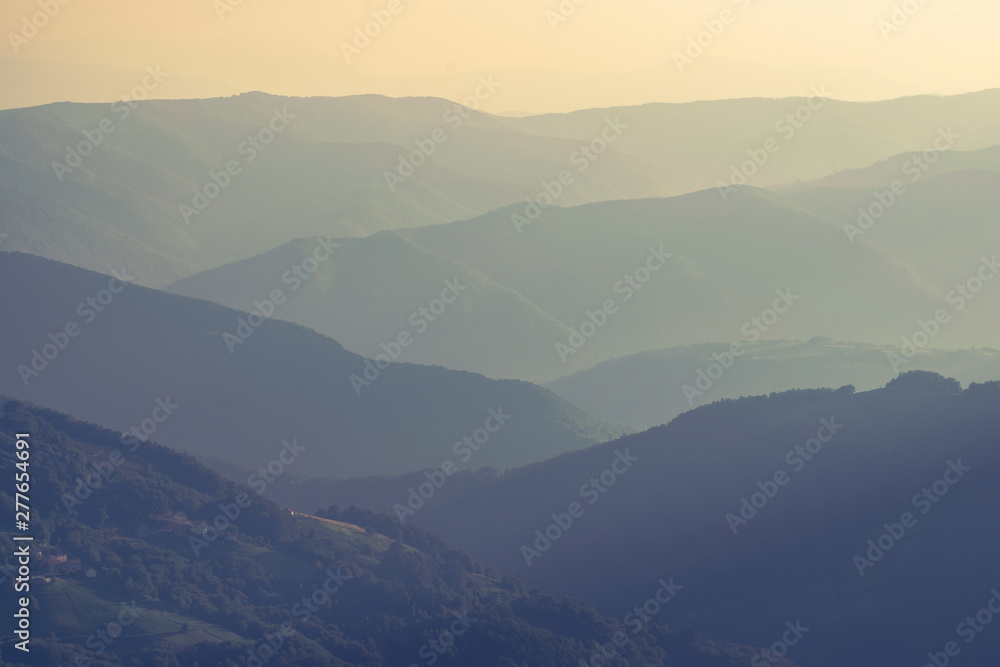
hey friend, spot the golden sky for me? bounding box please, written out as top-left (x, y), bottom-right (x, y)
top-left (3, 0), bottom-right (999, 112)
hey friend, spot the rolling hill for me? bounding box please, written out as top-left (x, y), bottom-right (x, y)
top-left (775, 144), bottom-right (1000, 193)
top-left (0, 92), bottom-right (666, 286)
top-left (5, 89), bottom-right (1000, 289)
top-left (0, 397), bottom-right (779, 666)
top-left (544, 340), bottom-right (1000, 430)
top-left (170, 187), bottom-right (983, 382)
top-left (268, 375), bottom-right (1000, 667)
top-left (0, 252), bottom-right (616, 478)
top-left (508, 89), bottom-right (1000, 192)
top-left (786, 167), bottom-right (1000, 296)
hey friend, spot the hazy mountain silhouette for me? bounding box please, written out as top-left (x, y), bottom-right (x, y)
top-left (787, 168), bottom-right (1000, 297)
top-left (0, 252), bottom-right (616, 478)
top-left (509, 89), bottom-right (1000, 192)
top-left (169, 234), bottom-right (583, 382)
top-left (170, 187), bottom-right (981, 382)
top-left (0, 93), bottom-right (665, 286)
top-left (8, 7), bottom-right (1000, 667)
top-left (776, 144), bottom-right (1000, 193)
top-left (6, 89), bottom-right (1000, 288)
top-left (545, 340), bottom-right (1000, 429)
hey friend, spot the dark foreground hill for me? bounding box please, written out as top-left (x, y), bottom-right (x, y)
top-left (271, 374), bottom-right (1000, 667)
top-left (0, 398), bottom-right (781, 667)
top-left (0, 252), bottom-right (616, 478)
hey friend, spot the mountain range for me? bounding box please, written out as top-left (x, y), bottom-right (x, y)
top-left (263, 375), bottom-right (1000, 667)
top-left (170, 185), bottom-right (998, 382)
top-left (0, 252), bottom-right (615, 479)
top-left (0, 397), bottom-right (780, 666)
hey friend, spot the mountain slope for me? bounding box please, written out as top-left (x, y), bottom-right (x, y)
top-left (276, 377), bottom-right (1000, 667)
top-left (545, 340), bottom-right (1000, 430)
top-left (775, 144), bottom-right (1000, 193)
top-left (0, 397), bottom-right (777, 667)
top-left (510, 89), bottom-right (1000, 192)
top-left (0, 252), bottom-right (615, 478)
top-left (786, 168), bottom-right (1000, 294)
top-left (0, 93), bottom-right (666, 285)
top-left (169, 234), bottom-right (583, 381)
top-left (170, 188), bottom-right (969, 382)
top-left (6, 89), bottom-right (1000, 287)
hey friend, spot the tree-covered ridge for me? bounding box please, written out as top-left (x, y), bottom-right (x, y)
top-left (0, 398), bottom-right (775, 666)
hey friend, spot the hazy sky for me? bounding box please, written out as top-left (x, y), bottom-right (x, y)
top-left (3, 0), bottom-right (999, 112)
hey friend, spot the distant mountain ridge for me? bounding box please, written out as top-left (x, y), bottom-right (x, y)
top-left (0, 92), bottom-right (666, 286)
top-left (4, 89), bottom-right (1000, 288)
top-left (169, 187), bottom-right (994, 382)
top-left (544, 340), bottom-right (1000, 430)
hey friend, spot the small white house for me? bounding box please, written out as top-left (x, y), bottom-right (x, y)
top-left (85, 568), bottom-right (97, 578)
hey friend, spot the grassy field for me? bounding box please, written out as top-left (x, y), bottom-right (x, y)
top-left (36, 579), bottom-right (249, 654)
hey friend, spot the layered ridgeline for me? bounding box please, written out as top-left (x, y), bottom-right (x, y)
top-left (4, 89), bottom-right (1000, 287)
top-left (777, 144), bottom-right (1000, 194)
top-left (170, 187), bottom-right (992, 382)
top-left (545, 340), bottom-right (1000, 430)
top-left (0, 92), bottom-right (665, 286)
top-left (785, 164), bottom-right (1000, 297)
top-left (0, 252), bottom-right (616, 478)
top-left (268, 374), bottom-right (1000, 667)
top-left (0, 398), bottom-right (782, 666)
top-left (506, 89), bottom-right (1000, 193)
